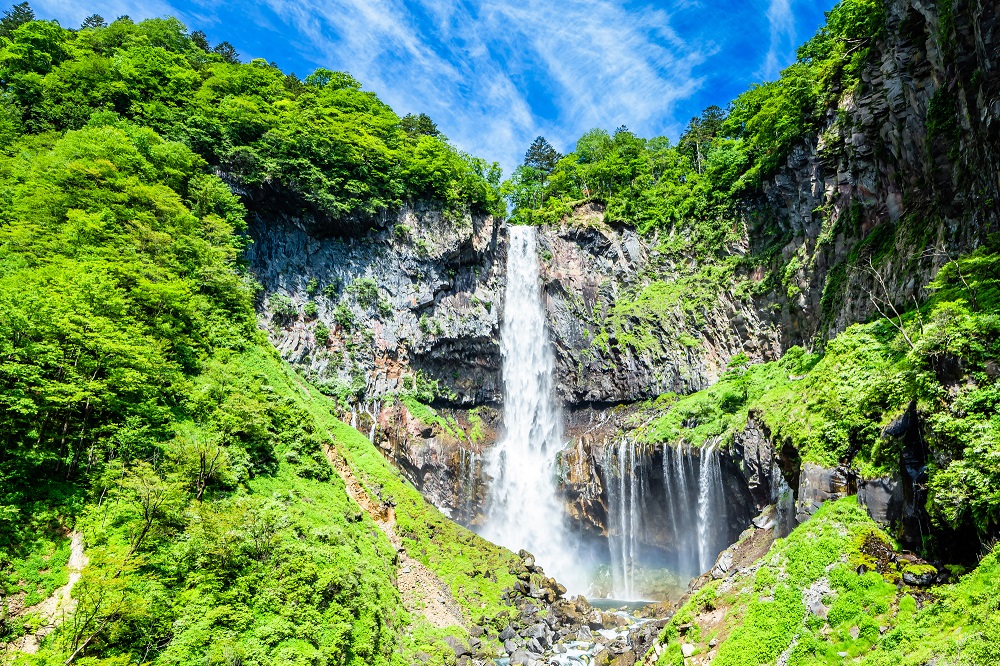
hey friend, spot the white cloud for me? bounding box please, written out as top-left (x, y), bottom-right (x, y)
top-left (759, 0), bottom-right (796, 79)
top-left (256, 0), bottom-right (710, 176)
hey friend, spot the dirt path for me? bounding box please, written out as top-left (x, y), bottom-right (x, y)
top-left (324, 445), bottom-right (466, 629)
top-left (4, 531), bottom-right (88, 657)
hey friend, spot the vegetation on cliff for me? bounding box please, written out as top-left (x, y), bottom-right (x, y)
top-left (654, 498), bottom-right (1000, 666)
top-left (634, 232), bottom-right (1000, 545)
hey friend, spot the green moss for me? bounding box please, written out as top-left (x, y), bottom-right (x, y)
top-left (656, 499), bottom-right (907, 666)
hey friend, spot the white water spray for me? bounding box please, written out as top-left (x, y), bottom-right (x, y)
top-left (483, 226), bottom-right (585, 592)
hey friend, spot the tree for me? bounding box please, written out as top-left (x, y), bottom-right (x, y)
top-left (401, 113), bottom-right (440, 138)
top-left (190, 29), bottom-right (209, 51)
top-left (212, 40), bottom-right (239, 64)
top-left (523, 136), bottom-right (562, 173)
top-left (81, 14), bottom-right (106, 29)
top-left (679, 105), bottom-right (726, 174)
top-left (0, 2), bottom-right (34, 38)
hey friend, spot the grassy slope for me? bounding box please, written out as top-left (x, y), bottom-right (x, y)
top-left (272, 362), bottom-right (522, 629)
top-left (654, 497), bottom-right (1000, 666)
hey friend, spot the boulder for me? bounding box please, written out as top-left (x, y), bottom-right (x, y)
top-left (796, 463), bottom-right (856, 522)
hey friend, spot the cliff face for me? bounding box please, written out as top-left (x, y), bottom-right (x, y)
top-left (242, 0), bottom-right (1000, 573)
top-left (245, 204), bottom-right (507, 406)
top-left (535, 0), bottom-right (1000, 407)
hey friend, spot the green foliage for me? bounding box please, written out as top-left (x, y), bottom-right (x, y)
top-left (0, 15), bottom-right (504, 226)
top-left (333, 302), bottom-right (356, 330)
top-left (862, 543), bottom-right (1000, 665)
top-left (314, 321), bottom-right (330, 346)
top-left (640, 249), bottom-right (1000, 534)
top-left (270, 292), bottom-right (297, 319)
top-left (0, 113), bottom-right (421, 662)
top-left (658, 499), bottom-right (911, 666)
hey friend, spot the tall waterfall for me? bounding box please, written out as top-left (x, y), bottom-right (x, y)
top-left (482, 226), bottom-right (585, 592)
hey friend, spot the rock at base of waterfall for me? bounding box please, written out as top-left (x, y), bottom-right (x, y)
top-left (681, 643), bottom-right (696, 658)
top-left (509, 650), bottom-right (538, 665)
top-left (611, 650), bottom-right (636, 666)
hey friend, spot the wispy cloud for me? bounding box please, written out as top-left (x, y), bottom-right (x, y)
top-left (33, 0), bottom-right (184, 26)
top-left (256, 0), bottom-right (709, 175)
top-left (759, 0), bottom-right (797, 79)
top-left (31, 0), bottom-right (836, 177)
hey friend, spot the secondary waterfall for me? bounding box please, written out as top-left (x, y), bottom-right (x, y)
top-left (604, 439), bottom-right (648, 600)
top-left (482, 226), bottom-right (585, 592)
top-left (662, 442), bottom-right (729, 579)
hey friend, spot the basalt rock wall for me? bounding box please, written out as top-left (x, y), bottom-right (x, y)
top-left (536, 0), bottom-right (1000, 406)
top-left (246, 203), bottom-right (507, 407)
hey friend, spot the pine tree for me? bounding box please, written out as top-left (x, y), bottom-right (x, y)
top-left (212, 41), bottom-right (240, 64)
top-left (523, 136), bottom-right (562, 173)
top-left (191, 29), bottom-right (210, 51)
top-left (0, 2), bottom-right (34, 38)
top-left (679, 105), bottom-right (727, 174)
top-left (81, 14), bottom-right (106, 29)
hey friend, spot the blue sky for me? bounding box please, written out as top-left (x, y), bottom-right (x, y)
top-left (30, 0), bottom-right (837, 176)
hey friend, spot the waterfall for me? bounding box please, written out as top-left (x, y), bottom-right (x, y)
top-left (605, 438), bottom-right (647, 600)
top-left (482, 226), bottom-right (585, 592)
top-left (696, 440), bottom-right (728, 573)
top-left (662, 442), bottom-right (729, 579)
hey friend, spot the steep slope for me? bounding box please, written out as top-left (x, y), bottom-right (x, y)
top-left (0, 16), bottom-right (517, 666)
top-left (647, 498), bottom-right (1000, 666)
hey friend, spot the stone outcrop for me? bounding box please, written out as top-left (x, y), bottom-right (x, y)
top-left (246, 203), bottom-right (506, 406)
top-left (371, 401), bottom-right (500, 526)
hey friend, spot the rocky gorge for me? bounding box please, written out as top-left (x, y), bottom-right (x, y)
top-left (243, 0), bottom-right (1000, 603)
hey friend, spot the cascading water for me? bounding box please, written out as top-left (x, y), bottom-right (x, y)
top-left (604, 438), bottom-right (648, 600)
top-left (662, 442), bottom-right (729, 579)
top-left (662, 445), bottom-right (698, 578)
top-left (696, 439), bottom-right (728, 573)
top-left (482, 226), bottom-right (586, 592)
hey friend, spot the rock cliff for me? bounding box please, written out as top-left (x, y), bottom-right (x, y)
top-left (242, 0), bottom-right (1000, 579)
top-left (246, 203), bottom-right (507, 406)
top-left (536, 0), bottom-right (1000, 406)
